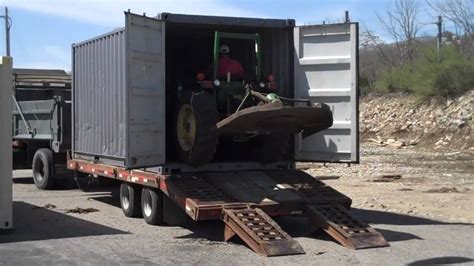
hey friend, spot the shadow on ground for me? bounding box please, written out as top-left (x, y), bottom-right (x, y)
top-left (407, 256), bottom-right (473, 265)
top-left (351, 208), bottom-right (473, 226)
top-left (0, 201), bottom-right (128, 244)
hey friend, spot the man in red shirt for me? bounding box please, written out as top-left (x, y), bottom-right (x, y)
top-left (217, 45), bottom-right (244, 80)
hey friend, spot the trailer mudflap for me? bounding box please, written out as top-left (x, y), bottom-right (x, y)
top-left (222, 207), bottom-right (305, 256)
top-left (307, 204), bottom-right (389, 249)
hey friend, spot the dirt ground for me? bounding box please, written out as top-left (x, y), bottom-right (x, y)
top-left (303, 143), bottom-right (474, 224)
top-left (1, 142), bottom-right (473, 265)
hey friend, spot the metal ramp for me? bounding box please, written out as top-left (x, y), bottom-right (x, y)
top-left (307, 204), bottom-right (389, 249)
top-left (222, 207), bottom-right (305, 256)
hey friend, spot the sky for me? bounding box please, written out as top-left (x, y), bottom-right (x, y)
top-left (0, 0), bottom-right (446, 70)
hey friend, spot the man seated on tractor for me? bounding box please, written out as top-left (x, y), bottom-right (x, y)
top-left (216, 44), bottom-right (244, 80)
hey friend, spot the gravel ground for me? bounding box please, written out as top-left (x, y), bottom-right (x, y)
top-left (1, 144), bottom-right (473, 265)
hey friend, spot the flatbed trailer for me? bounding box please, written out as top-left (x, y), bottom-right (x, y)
top-left (67, 156), bottom-right (388, 256)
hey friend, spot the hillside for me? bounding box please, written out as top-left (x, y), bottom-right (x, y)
top-left (360, 91), bottom-right (473, 152)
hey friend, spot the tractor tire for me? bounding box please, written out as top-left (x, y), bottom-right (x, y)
top-left (141, 188), bottom-right (165, 225)
top-left (32, 148), bottom-right (56, 190)
top-left (256, 132), bottom-right (292, 163)
top-left (174, 91), bottom-right (219, 166)
top-left (120, 183), bottom-right (142, 218)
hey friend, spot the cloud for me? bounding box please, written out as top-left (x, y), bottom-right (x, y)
top-left (4, 0), bottom-right (268, 27)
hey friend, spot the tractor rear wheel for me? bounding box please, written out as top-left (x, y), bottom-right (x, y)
top-left (174, 91), bottom-right (218, 166)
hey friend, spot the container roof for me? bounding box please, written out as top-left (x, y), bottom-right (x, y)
top-left (157, 12), bottom-right (295, 28)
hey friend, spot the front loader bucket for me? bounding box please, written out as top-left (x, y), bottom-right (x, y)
top-left (216, 102), bottom-right (333, 137)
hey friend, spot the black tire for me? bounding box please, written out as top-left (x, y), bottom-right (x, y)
top-left (32, 148), bottom-right (55, 190)
top-left (141, 188), bottom-right (164, 225)
top-left (256, 132), bottom-right (292, 163)
top-left (120, 183), bottom-right (142, 218)
top-left (174, 91), bottom-right (219, 166)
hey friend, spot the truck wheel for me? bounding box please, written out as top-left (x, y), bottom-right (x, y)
top-left (141, 188), bottom-right (164, 225)
top-left (32, 148), bottom-right (55, 190)
top-left (174, 91), bottom-right (218, 166)
top-left (120, 183), bottom-right (142, 218)
top-left (257, 132), bottom-right (291, 163)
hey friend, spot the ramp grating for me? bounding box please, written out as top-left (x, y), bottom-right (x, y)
top-left (307, 204), bottom-right (389, 249)
top-left (222, 207), bottom-right (305, 256)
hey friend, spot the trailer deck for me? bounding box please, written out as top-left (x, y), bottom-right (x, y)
top-left (67, 158), bottom-right (388, 256)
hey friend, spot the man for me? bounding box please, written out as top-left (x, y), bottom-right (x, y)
top-left (216, 44), bottom-right (244, 80)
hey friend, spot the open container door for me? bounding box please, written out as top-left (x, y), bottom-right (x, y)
top-left (294, 22), bottom-right (359, 163)
top-left (125, 12), bottom-right (166, 167)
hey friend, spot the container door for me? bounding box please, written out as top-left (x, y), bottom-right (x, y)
top-left (294, 23), bottom-right (359, 163)
top-left (125, 13), bottom-right (166, 168)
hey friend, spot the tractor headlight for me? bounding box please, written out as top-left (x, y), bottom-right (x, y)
top-left (213, 79), bottom-right (221, 87)
top-left (259, 82), bottom-right (265, 88)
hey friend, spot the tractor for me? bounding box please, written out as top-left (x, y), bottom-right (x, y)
top-left (173, 31), bottom-right (333, 166)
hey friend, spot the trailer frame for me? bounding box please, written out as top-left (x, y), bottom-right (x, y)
top-left (67, 154), bottom-right (388, 256)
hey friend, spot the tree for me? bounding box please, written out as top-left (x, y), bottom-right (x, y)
top-left (428, 0), bottom-right (473, 36)
top-left (377, 0), bottom-right (422, 67)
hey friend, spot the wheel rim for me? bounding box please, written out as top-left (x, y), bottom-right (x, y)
top-left (121, 188), bottom-right (130, 210)
top-left (34, 159), bottom-right (45, 182)
top-left (177, 104), bottom-right (196, 151)
top-left (143, 192), bottom-right (153, 217)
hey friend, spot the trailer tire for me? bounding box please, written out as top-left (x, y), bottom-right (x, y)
top-left (141, 188), bottom-right (164, 225)
top-left (174, 91), bottom-right (218, 166)
top-left (120, 183), bottom-right (142, 218)
top-left (32, 148), bottom-right (55, 190)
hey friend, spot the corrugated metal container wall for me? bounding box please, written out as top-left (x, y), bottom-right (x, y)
top-left (73, 29), bottom-right (127, 161)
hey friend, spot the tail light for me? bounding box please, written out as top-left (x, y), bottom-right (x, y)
top-left (267, 74), bottom-right (275, 82)
top-left (197, 73), bottom-right (205, 81)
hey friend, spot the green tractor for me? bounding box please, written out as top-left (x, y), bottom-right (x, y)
top-left (174, 31), bottom-right (333, 166)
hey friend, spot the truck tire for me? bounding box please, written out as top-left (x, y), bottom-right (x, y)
top-left (257, 132), bottom-right (291, 163)
top-left (174, 91), bottom-right (218, 166)
top-left (120, 183), bottom-right (142, 218)
top-left (141, 188), bottom-right (164, 225)
top-left (32, 148), bottom-right (55, 190)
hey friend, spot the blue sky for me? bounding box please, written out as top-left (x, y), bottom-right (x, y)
top-left (0, 0), bottom-right (444, 70)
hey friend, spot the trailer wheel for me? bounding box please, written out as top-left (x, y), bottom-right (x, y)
top-left (141, 188), bottom-right (164, 225)
top-left (32, 148), bottom-right (55, 190)
top-left (120, 183), bottom-right (142, 218)
top-left (174, 91), bottom-right (218, 166)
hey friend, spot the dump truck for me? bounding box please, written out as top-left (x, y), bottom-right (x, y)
top-left (36, 11), bottom-right (389, 256)
top-left (11, 68), bottom-right (72, 189)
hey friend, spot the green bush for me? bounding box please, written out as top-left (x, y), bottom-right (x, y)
top-left (373, 46), bottom-right (474, 97)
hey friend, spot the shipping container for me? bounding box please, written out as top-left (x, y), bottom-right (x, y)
top-left (72, 12), bottom-right (359, 170)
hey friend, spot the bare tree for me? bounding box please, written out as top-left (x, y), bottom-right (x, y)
top-left (428, 0), bottom-right (473, 35)
top-left (377, 0), bottom-right (422, 67)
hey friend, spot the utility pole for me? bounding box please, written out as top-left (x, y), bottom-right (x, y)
top-left (436, 15), bottom-right (442, 62)
top-left (1, 7), bottom-right (10, 56)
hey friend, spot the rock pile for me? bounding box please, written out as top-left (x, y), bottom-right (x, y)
top-left (361, 90), bottom-right (473, 151)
